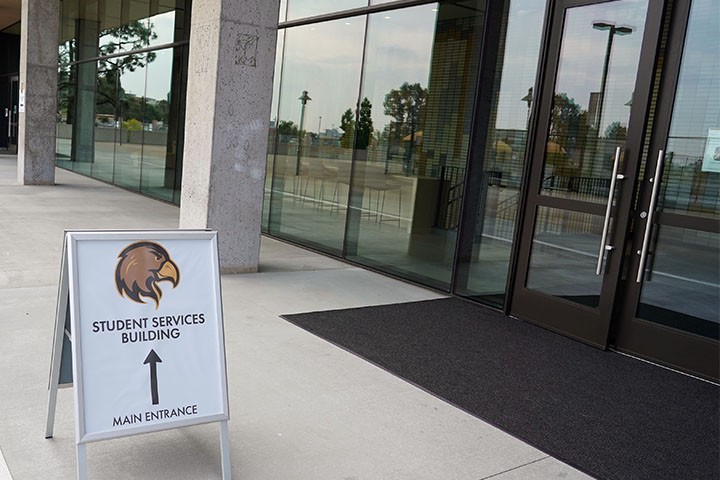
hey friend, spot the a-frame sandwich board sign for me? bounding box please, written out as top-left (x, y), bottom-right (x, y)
top-left (46, 230), bottom-right (231, 479)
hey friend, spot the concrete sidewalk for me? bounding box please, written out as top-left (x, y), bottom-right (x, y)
top-left (0, 155), bottom-right (592, 479)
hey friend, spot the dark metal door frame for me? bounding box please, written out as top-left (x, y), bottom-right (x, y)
top-left (509, 0), bottom-right (667, 347)
top-left (612, 0), bottom-right (720, 381)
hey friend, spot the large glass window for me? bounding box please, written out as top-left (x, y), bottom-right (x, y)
top-left (344, 2), bottom-right (485, 290)
top-left (266, 0), bottom-right (547, 297)
top-left (454, 0), bottom-right (548, 304)
top-left (55, 0), bottom-right (189, 204)
top-left (266, 17), bottom-right (365, 254)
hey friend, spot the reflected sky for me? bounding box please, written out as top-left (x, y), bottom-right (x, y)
top-left (668, 0), bottom-right (719, 142)
top-left (279, 1), bottom-right (547, 133)
top-left (275, 17), bottom-right (365, 133)
top-left (496, 0), bottom-right (547, 130)
top-left (553, 0), bottom-right (646, 133)
top-left (275, 6), bottom-right (439, 134)
top-left (287, 0), bottom-right (367, 21)
top-left (109, 11), bottom-right (178, 100)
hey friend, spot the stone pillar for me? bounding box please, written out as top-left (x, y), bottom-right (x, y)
top-left (180, 0), bottom-right (279, 272)
top-left (17, 0), bottom-right (60, 185)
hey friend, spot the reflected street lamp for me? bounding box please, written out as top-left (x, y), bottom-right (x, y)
top-left (521, 87), bottom-right (533, 132)
top-left (592, 21), bottom-right (633, 134)
top-left (296, 90), bottom-right (311, 175)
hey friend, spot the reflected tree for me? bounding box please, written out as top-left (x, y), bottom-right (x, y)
top-left (340, 97), bottom-right (374, 150)
top-left (547, 93), bottom-right (590, 177)
top-left (278, 120), bottom-right (300, 136)
top-left (383, 82), bottom-right (428, 172)
top-left (549, 93), bottom-right (587, 150)
top-left (340, 108), bottom-right (354, 149)
top-left (356, 97), bottom-right (374, 150)
top-left (604, 121), bottom-right (627, 141)
top-left (57, 21), bottom-right (161, 125)
top-left (96, 21), bottom-right (158, 123)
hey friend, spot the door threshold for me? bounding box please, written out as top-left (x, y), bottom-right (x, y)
top-left (610, 347), bottom-right (719, 386)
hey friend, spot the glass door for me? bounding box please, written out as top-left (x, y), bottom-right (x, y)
top-left (511, 0), bottom-right (662, 346)
top-left (613, 0), bottom-right (719, 381)
top-left (8, 76), bottom-right (18, 153)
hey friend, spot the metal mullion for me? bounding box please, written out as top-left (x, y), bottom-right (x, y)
top-left (60, 40), bottom-right (190, 68)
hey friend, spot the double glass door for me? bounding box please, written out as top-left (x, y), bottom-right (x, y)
top-left (511, 0), bottom-right (719, 380)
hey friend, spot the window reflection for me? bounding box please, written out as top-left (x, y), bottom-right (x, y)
top-left (140, 48), bottom-right (177, 201)
top-left (56, 63), bottom-right (75, 168)
top-left (657, 0), bottom-right (719, 219)
top-left (638, 0), bottom-right (719, 338)
top-left (56, 0), bottom-right (189, 204)
top-left (263, 30), bottom-right (286, 232)
top-left (541, 1), bottom-right (646, 204)
top-left (267, 17), bottom-right (365, 254)
top-left (286, 0), bottom-right (367, 21)
top-left (345, 3), bottom-right (471, 289)
top-left (114, 51), bottom-right (147, 191)
top-left (455, 0), bottom-right (547, 303)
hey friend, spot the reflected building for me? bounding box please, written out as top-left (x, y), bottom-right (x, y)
top-left (55, 0), bottom-right (189, 203)
top-left (1, 0), bottom-right (718, 381)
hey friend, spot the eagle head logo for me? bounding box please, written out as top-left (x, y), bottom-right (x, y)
top-left (115, 241), bottom-right (179, 308)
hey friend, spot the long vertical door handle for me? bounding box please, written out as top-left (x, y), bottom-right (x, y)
top-left (596, 147), bottom-right (624, 275)
top-left (636, 150), bottom-right (665, 283)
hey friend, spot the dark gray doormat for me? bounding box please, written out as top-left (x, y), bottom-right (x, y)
top-left (282, 298), bottom-right (719, 480)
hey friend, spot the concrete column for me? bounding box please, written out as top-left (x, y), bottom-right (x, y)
top-left (180, 0), bottom-right (279, 272)
top-left (17, 0), bottom-right (60, 185)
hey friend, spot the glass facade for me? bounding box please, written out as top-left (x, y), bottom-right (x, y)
top-left (265, 0), bottom-right (543, 302)
top-left (56, 0), bottom-right (190, 204)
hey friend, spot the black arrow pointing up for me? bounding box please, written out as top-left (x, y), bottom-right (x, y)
top-left (143, 349), bottom-right (162, 405)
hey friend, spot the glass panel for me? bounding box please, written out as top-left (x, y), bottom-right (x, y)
top-left (147, 10), bottom-right (176, 47)
top-left (286, 0), bottom-right (367, 21)
top-left (140, 48), bottom-right (175, 201)
top-left (637, 228), bottom-right (718, 338)
top-left (344, 2), bottom-right (484, 290)
top-left (56, 0), bottom-right (189, 204)
top-left (100, 1), bottom-right (152, 56)
top-left (147, 0), bottom-right (187, 47)
top-left (638, 0), bottom-right (719, 339)
top-left (113, 52), bottom-right (148, 191)
top-left (657, 0), bottom-right (720, 219)
top-left (541, 0), bottom-right (646, 204)
top-left (263, 30), bottom-right (286, 232)
top-left (267, 18), bottom-right (365, 254)
top-left (99, 1), bottom-right (123, 55)
top-left (92, 57), bottom-right (117, 182)
top-left (56, 64), bottom-right (75, 169)
top-left (455, 0), bottom-right (547, 304)
top-left (526, 206), bottom-right (604, 307)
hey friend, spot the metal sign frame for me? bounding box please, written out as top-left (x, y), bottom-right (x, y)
top-left (46, 230), bottom-right (231, 479)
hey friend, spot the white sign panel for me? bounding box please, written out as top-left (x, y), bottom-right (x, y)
top-left (702, 128), bottom-right (720, 173)
top-left (67, 231), bottom-right (229, 444)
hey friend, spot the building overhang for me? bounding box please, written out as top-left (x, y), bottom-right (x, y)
top-left (0, 0), bottom-right (20, 32)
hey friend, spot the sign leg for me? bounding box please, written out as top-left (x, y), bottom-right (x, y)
top-left (45, 330), bottom-right (63, 438)
top-left (76, 443), bottom-right (87, 480)
top-left (219, 421), bottom-right (231, 479)
top-left (46, 252), bottom-right (70, 439)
